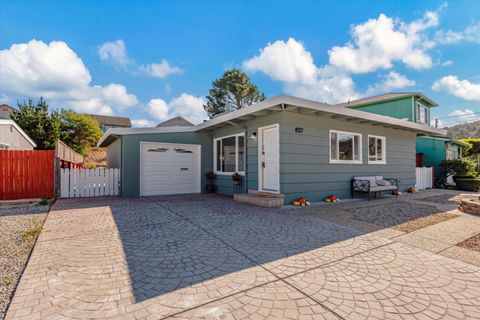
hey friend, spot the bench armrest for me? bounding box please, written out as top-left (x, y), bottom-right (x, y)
top-left (352, 179), bottom-right (371, 192)
top-left (384, 178), bottom-right (398, 187)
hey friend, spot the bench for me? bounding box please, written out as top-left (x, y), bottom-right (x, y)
top-left (352, 176), bottom-right (398, 200)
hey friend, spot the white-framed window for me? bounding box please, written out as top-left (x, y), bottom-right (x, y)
top-left (214, 133), bottom-right (245, 174)
top-left (416, 103), bottom-right (428, 125)
top-left (368, 135), bottom-right (386, 164)
top-left (329, 130), bottom-right (362, 164)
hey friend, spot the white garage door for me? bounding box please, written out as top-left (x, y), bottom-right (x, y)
top-left (140, 142), bottom-right (201, 196)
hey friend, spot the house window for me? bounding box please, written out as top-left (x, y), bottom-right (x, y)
top-left (330, 130), bottom-right (362, 163)
top-left (368, 135), bottom-right (386, 164)
top-left (214, 134), bottom-right (245, 174)
top-left (417, 103), bottom-right (428, 125)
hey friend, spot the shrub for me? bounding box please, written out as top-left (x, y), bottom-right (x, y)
top-left (440, 159), bottom-right (478, 178)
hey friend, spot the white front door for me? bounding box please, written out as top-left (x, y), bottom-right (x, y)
top-left (140, 142), bottom-right (201, 196)
top-left (259, 124), bottom-right (279, 192)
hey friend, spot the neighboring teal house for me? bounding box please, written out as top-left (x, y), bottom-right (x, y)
top-left (98, 95), bottom-right (445, 203)
top-left (337, 92), bottom-right (466, 182)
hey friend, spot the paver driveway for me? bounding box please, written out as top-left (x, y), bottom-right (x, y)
top-left (6, 195), bottom-right (480, 320)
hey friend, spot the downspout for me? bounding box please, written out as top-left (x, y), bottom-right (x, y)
top-left (244, 127), bottom-right (248, 194)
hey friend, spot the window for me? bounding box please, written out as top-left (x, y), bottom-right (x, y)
top-left (368, 135), bottom-right (386, 164)
top-left (330, 130), bottom-right (362, 163)
top-left (214, 134), bottom-right (245, 174)
top-left (417, 103), bottom-right (428, 125)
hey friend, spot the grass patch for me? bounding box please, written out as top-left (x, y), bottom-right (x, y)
top-left (38, 199), bottom-right (49, 206)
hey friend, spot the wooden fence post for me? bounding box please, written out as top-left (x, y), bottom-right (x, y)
top-left (54, 157), bottom-right (61, 199)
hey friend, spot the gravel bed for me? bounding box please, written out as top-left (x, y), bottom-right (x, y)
top-left (349, 201), bottom-right (442, 228)
top-left (0, 205), bottom-right (49, 319)
top-left (457, 234), bottom-right (480, 253)
top-left (392, 213), bottom-right (459, 233)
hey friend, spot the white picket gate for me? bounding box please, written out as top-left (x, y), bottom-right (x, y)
top-left (416, 167), bottom-right (433, 190)
top-left (61, 168), bottom-right (120, 198)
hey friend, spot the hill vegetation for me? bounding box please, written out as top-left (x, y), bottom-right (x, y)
top-left (446, 121), bottom-right (480, 139)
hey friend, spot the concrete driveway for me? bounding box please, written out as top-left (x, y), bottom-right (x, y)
top-left (6, 195), bottom-right (480, 320)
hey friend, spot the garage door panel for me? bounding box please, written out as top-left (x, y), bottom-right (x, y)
top-left (141, 143), bottom-right (200, 196)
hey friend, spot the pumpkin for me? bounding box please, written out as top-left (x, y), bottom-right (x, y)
top-left (292, 201), bottom-right (301, 206)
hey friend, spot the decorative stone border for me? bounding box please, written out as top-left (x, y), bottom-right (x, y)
top-left (458, 197), bottom-right (480, 215)
top-left (234, 190), bottom-right (285, 207)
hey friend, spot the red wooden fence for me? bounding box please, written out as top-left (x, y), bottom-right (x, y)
top-left (0, 150), bottom-right (55, 200)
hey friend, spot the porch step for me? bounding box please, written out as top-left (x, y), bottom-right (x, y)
top-left (234, 190), bottom-right (285, 207)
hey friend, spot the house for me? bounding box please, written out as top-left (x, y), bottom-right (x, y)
top-left (0, 104), bottom-right (16, 119)
top-left (88, 114), bottom-right (132, 132)
top-left (157, 116), bottom-right (193, 127)
top-left (338, 92), bottom-right (465, 181)
top-left (98, 95), bottom-right (446, 203)
top-left (416, 137), bottom-right (468, 181)
top-left (0, 119), bottom-right (36, 150)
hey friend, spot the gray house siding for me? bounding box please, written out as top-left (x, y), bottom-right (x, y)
top-left (120, 132), bottom-right (213, 197)
top-left (0, 124), bottom-right (34, 150)
top-left (280, 112), bottom-right (416, 203)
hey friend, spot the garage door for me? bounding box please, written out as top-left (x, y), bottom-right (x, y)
top-left (140, 142), bottom-right (201, 196)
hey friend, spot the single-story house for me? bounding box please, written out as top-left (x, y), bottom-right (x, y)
top-left (416, 136), bottom-right (468, 181)
top-left (88, 114), bottom-right (132, 132)
top-left (0, 119), bottom-right (37, 150)
top-left (98, 95), bottom-right (446, 203)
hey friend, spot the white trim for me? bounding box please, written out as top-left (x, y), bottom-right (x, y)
top-left (0, 119), bottom-right (37, 147)
top-left (416, 102), bottom-right (429, 125)
top-left (98, 94), bottom-right (447, 147)
top-left (213, 133), bottom-right (245, 175)
top-left (258, 123), bottom-right (280, 193)
top-left (367, 135), bottom-right (387, 164)
top-left (139, 141), bottom-right (201, 196)
top-left (329, 130), bottom-right (363, 164)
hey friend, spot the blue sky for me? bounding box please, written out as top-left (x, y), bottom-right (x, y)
top-left (1, 0), bottom-right (479, 127)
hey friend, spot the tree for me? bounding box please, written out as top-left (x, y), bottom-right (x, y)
top-left (10, 98), bottom-right (61, 149)
top-left (60, 111), bottom-right (103, 156)
top-left (459, 138), bottom-right (480, 157)
top-left (204, 69), bottom-right (266, 118)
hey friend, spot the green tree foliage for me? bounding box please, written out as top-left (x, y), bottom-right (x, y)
top-left (204, 69), bottom-right (266, 118)
top-left (60, 111), bottom-right (103, 156)
top-left (440, 159), bottom-right (478, 178)
top-left (459, 138), bottom-right (480, 157)
top-left (10, 98), bottom-right (61, 149)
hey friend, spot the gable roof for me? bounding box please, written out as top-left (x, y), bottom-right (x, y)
top-left (88, 114), bottom-right (132, 127)
top-left (98, 94), bottom-right (447, 147)
top-left (336, 92), bottom-right (438, 108)
top-left (156, 116), bottom-right (193, 127)
top-left (0, 119), bottom-right (37, 147)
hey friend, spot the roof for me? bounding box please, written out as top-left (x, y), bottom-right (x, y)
top-left (336, 92), bottom-right (438, 108)
top-left (0, 104), bottom-right (16, 111)
top-left (0, 119), bottom-right (37, 147)
top-left (98, 94), bottom-right (447, 147)
top-left (88, 114), bottom-right (132, 127)
top-left (0, 104), bottom-right (16, 119)
top-left (418, 136), bottom-right (469, 147)
top-left (156, 116), bottom-right (193, 127)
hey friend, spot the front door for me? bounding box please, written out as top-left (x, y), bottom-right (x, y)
top-left (259, 124), bottom-right (279, 192)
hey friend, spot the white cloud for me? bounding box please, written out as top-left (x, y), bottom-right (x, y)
top-left (243, 38), bottom-right (317, 84)
top-left (328, 8), bottom-right (440, 73)
top-left (367, 71), bottom-right (415, 94)
top-left (432, 75), bottom-right (480, 101)
top-left (449, 108), bottom-right (480, 123)
top-left (441, 60), bottom-right (453, 66)
top-left (139, 60), bottom-right (183, 79)
top-left (98, 39), bottom-right (131, 66)
top-left (98, 39), bottom-right (182, 78)
top-left (0, 39), bottom-right (138, 115)
top-left (242, 38), bottom-right (358, 103)
top-left (147, 93), bottom-right (207, 124)
top-left (131, 119), bottom-right (155, 127)
top-left (436, 23), bottom-right (480, 44)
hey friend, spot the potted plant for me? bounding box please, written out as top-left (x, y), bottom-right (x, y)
top-left (205, 171), bottom-right (217, 193)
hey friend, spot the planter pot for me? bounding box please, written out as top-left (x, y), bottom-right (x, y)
top-left (456, 178), bottom-right (480, 192)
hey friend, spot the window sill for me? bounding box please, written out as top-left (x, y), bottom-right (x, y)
top-left (329, 160), bottom-right (363, 164)
top-left (213, 171), bottom-right (245, 176)
top-left (368, 161), bottom-right (387, 165)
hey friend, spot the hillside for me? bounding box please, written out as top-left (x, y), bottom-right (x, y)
top-left (446, 121), bottom-right (480, 139)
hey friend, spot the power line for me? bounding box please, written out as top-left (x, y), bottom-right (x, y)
top-left (433, 110), bottom-right (480, 120)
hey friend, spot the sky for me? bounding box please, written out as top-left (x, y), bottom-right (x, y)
top-left (1, 0), bottom-right (479, 128)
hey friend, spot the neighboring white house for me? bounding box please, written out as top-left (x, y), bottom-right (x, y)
top-left (0, 119), bottom-right (37, 150)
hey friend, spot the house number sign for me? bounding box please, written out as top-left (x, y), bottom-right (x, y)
top-left (295, 127), bottom-right (303, 133)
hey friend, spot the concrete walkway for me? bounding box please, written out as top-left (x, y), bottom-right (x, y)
top-left (6, 195), bottom-right (480, 319)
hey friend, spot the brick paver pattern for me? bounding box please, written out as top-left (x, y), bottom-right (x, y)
top-left (6, 195), bottom-right (480, 319)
